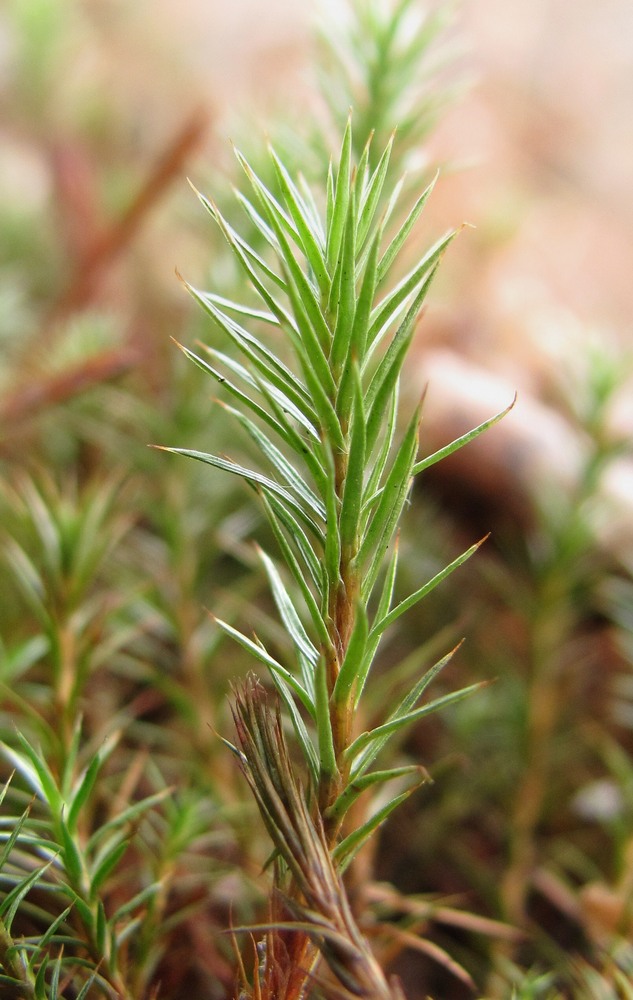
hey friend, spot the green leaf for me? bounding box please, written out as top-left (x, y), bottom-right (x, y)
top-left (0, 803), bottom-right (30, 873)
top-left (356, 134), bottom-right (394, 251)
top-left (213, 617), bottom-right (315, 717)
top-left (235, 149), bottom-right (300, 244)
top-left (58, 820), bottom-right (85, 887)
top-left (361, 380), bottom-right (399, 514)
top-left (225, 405), bottom-right (325, 519)
top-left (0, 859), bottom-right (54, 933)
top-left (109, 882), bottom-right (162, 926)
top-left (332, 604), bottom-right (368, 706)
top-left (371, 535), bottom-right (488, 638)
top-left (257, 546), bottom-right (319, 693)
top-left (364, 260), bottom-right (439, 439)
top-left (329, 187), bottom-right (357, 378)
top-left (237, 150), bottom-right (335, 366)
top-left (87, 789), bottom-right (170, 852)
top-left (89, 839), bottom-right (129, 897)
top-left (269, 146), bottom-right (329, 297)
top-left (315, 655), bottom-right (337, 784)
top-left (184, 284), bottom-right (314, 416)
top-left (358, 403), bottom-right (421, 600)
top-left (412, 395), bottom-right (517, 475)
top-left (195, 185), bottom-right (288, 293)
top-left (349, 680), bottom-right (485, 777)
top-left (368, 228), bottom-right (457, 350)
top-left (377, 170), bottom-right (438, 283)
top-left (326, 117), bottom-right (352, 272)
top-left (1, 736), bottom-right (61, 814)
top-left (67, 737), bottom-right (115, 834)
top-left (322, 446), bottom-right (342, 591)
top-left (352, 536), bottom-right (400, 704)
top-left (326, 764), bottom-right (427, 826)
top-left (202, 344), bottom-right (320, 444)
top-left (196, 184), bottom-right (301, 315)
top-left (0, 635), bottom-right (48, 683)
top-left (157, 448), bottom-right (324, 545)
top-left (350, 225), bottom-right (381, 366)
top-left (333, 781), bottom-right (422, 870)
top-left (95, 898), bottom-right (108, 957)
top-left (176, 341), bottom-right (309, 452)
top-left (75, 975), bottom-right (99, 1000)
top-left (260, 491), bottom-right (325, 595)
top-left (338, 368), bottom-right (366, 554)
top-left (348, 643), bottom-right (462, 776)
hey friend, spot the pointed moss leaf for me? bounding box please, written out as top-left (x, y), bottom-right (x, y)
top-left (323, 450), bottom-right (341, 588)
top-left (260, 497), bottom-right (330, 653)
top-left (257, 547), bottom-right (319, 690)
top-left (369, 228), bottom-right (457, 350)
top-left (110, 882), bottom-right (162, 926)
top-left (333, 784), bottom-right (421, 871)
top-left (329, 188), bottom-right (357, 377)
top-left (315, 655), bottom-right (337, 783)
top-left (338, 369), bottom-right (366, 553)
top-left (194, 186), bottom-right (288, 292)
top-left (413, 395), bottom-right (517, 475)
top-left (158, 448), bottom-right (324, 545)
top-left (0, 634), bottom-right (48, 683)
top-left (185, 285), bottom-right (313, 414)
top-left (372, 536), bottom-right (488, 638)
top-left (238, 162), bottom-right (334, 363)
top-left (90, 840), bottom-right (129, 897)
top-left (377, 170), bottom-right (439, 283)
top-left (235, 148), bottom-right (299, 242)
top-left (326, 158), bottom-right (335, 232)
top-left (358, 404), bottom-right (420, 600)
top-left (234, 188), bottom-right (283, 255)
top-left (2, 736), bottom-right (61, 813)
top-left (350, 226), bottom-right (381, 368)
top-left (67, 737), bottom-right (115, 834)
top-left (213, 617), bottom-right (315, 717)
top-left (0, 807), bottom-right (30, 873)
top-left (199, 190), bottom-right (297, 318)
top-left (201, 344), bottom-right (322, 446)
top-left (326, 117), bottom-right (352, 271)
top-left (326, 764), bottom-right (426, 825)
top-left (2, 540), bottom-right (46, 622)
top-left (1, 859), bottom-right (54, 932)
top-left (356, 134), bottom-right (394, 250)
top-left (261, 491), bottom-right (325, 595)
top-left (353, 537), bottom-right (400, 703)
top-left (75, 977), bottom-right (99, 1000)
top-left (349, 644), bottom-right (462, 776)
top-left (87, 789), bottom-right (170, 852)
top-left (349, 681), bottom-right (486, 778)
top-left (365, 261), bottom-right (439, 431)
top-left (59, 821), bottom-right (85, 887)
top-left (332, 604), bottom-right (368, 706)
top-left (361, 382), bottom-right (399, 517)
top-left (225, 406), bottom-right (325, 521)
top-left (37, 904), bottom-right (74, 951)
top-left (269, 146), bottom-right (329, 296)
top-left (194, 290), bottom-right (277, 325)
top-left (394, 642), bottom-right (466, 721)
top-left (176, 342), bottom-right (297, 445)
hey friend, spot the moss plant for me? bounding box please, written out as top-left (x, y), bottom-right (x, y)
top-left (160, 118), bottom-right (511, 999)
